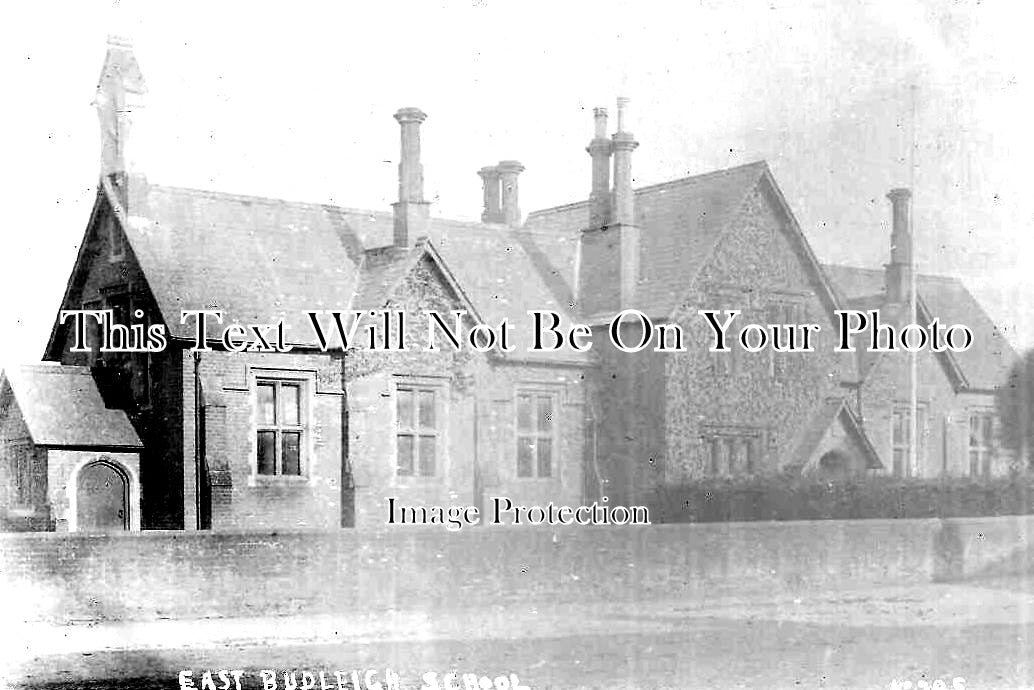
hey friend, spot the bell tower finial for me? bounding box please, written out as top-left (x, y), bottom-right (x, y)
top-left (94, 34), bottom-right (148, 179)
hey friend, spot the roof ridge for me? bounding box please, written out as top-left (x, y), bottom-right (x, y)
top-left (148, 184), bottom-right (393, 218)
top-left (526, 160), bottom-right (769, 219)
top-left (629, 159), bottom-right (768, 197)
top-left (439, 223), bottom-right (581, 240)
top-left (147, 183), bottom-right (556, 234)
top-left (14, 363), bottom-right (89, 374)
top-left (823, 262), bottom-right (964, 284)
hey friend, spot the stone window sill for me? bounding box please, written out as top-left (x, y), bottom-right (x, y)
top-left (247, 474), bottom-right (311, 488)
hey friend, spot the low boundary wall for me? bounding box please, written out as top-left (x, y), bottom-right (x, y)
top-left (1, 517), bottom-right (1031, 623)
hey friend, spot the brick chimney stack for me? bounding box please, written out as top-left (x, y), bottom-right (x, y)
top-left (587, 107), bottom-right (613, 230)
top-left (392, 107), bottom-right (431, 248)
top-left (577, 97), bottom-right (641, 316)
top-left (610, 97), bottom-right (640, 309)
top-left (498, 160), bottom-right (524, 227)
top-left (884, 187), bottom-right (913, 303)
top-left (478, 165), bottom-right (503, 224)
top-left (610, 97), bottom-right (638, 228)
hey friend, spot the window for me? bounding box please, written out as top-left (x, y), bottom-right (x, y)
top-left (891, 404), bottom-right (927, 477)
top-left (96, 292), bottom-right (150, 407)
top-left (891, 407), bottom-right (910, 477)
top-left (109, 219), bottom-right (125, 260)
top-left (9, 443), bottom-right (42, 507)
top-left (82, 299), bottom-right (102, 364)
top-left (968, 412), bottom-right (995, 477)
top-left (256, 379), bottom-right (304, 476)
top-left (709, 343), bottom-right (736, 377)
top-left (517, 391), bottom-right (555, 478)
top-left (107, 293), bottom-right (130, 331)
top-left (767, 301), bottom-right (803, 380)
top-left (706, 293), bottom-right (741, 378)
top-left (701, 429), bottom-right (761, 477)
top-left (396, 387), bottom-right (438, 477)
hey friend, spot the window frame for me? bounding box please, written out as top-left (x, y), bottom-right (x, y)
top-left (515, 388), bottom-right (560, 480)
top-left (967, 410), bottom-right (996, 478)
top-left (108, 217), bottom-right (126, 262)
top-left (700, 427), bottom-right (763, 478)
top-left (94, 289), bottom-right (152, 408)
top-left (708, 340), bottom-right (736, 378)
top-left (8, 441), bottom-right (42, 508)
top-left (705, 290), bottom-right (743, 379)
top-left (82, 299), bottom-right (103, 366)
top-left (249, 368), bottom-right (314, 482)
top-left (766, 300), bottom-right (803, 381)
top-left (890, 403), bottom-right (928, 478)
top-left (395, 383), bottom-right (442, 479)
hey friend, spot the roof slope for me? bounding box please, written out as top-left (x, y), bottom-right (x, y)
top-left (822, 264), bottom-right (1017, 391)
top-left (124, 185), bottom-right (364, 345)
top-left (524, 161), bottom-right (769, 316)
top-left (1, 364), bottom-right (142, 448)
top-left (91, 180), bottom-right (586, 362)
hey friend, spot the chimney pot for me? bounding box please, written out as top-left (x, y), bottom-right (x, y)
top-left (885, 187), bottom-right (913, 303)
top-left (593, 107), bottom-right (609, 138)
top-left (616, 96), bottom-right (630, 132)
top-left (587, 106), bottom-right (612, 230)
top-left (578, 98), bottom-right (640, 316)
top-left (394, 107), bottom-right (427, 125)
top-left (392, 107), bottom-right (430, 247)
top-left (478, 166), bottom-right (503, 224)
top-left (497, 160), bottom-right (525, 227)
top-left (394, 107), bottom-right (427, 204)
top-left (610, 97), bottom-right (638, 228)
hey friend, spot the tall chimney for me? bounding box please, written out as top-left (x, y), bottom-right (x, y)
top-left (610, 97), bottom-right (640, 308)
top-left (478, 166), bottom-right (503, 223)
top-left (610, 97), bottom-right (638, 227)
top-left (884, 187), bottom-right (913, 303)
top-left (577, 98), bottom-right (641, 316)
top-left (498, 160), bottom-right (524, 227)
top-left (392, 107), bottom-right (430, 247)
top-left (587, 107), bottom-right (612, 230)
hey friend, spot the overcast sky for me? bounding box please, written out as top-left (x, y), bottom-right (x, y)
top-left (1, 0), bottom-right (1031, 367)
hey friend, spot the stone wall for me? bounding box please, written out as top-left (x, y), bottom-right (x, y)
top-left (2, 516), bottom-right (1031, 624)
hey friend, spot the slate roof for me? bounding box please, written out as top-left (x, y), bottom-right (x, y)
top-left (822, 264), bottom-right (1017, 392)
top-left (0, 364), bottom-right (142, 449)
top-left (90, 179), bottom-right (587, 363)
top-left (524, 161), bottom-right (772, 317)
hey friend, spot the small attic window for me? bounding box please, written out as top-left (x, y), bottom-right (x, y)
top-left (109, 220), bottom-right (126, 261)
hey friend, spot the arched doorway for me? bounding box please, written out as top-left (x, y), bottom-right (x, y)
top-left (76, 459), bottom-right (129, 531)
top-left (818, 450), bottom-right (851, 480)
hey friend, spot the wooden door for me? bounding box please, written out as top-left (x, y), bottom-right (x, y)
top-left (77, 461), bottom-right (128, 531)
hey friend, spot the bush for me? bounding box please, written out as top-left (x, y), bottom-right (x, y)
top-left (648, 475), bottom-right (1034, 523)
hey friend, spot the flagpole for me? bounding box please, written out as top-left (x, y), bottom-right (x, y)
top-left (909, 84), bottom-right (919, 478)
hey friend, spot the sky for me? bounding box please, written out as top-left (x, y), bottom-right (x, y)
top-left (0, 0), bottom-right (1031, 368)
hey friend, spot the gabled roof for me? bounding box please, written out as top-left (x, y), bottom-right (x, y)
top-left (48, 177), bottom-right (588, 364)
top-left (788, 397), bottom-right (883, 471)
top-left (119, 182), bottom-right (364, 345)
top-left (822, 264), bottom-right (1017, 392)
top-left (524, 161), bottom-right (843, 322)
top-left (0, 364), bottom-right (142, 449)
top-left (350, 240), bottom-right (483, 323)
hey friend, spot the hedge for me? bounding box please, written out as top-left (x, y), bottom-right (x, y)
top-left (648, 476), bottom-right (1034, 523)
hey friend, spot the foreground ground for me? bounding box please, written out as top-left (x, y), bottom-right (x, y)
top-left (4, 578), bottom-right (1034, 690)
